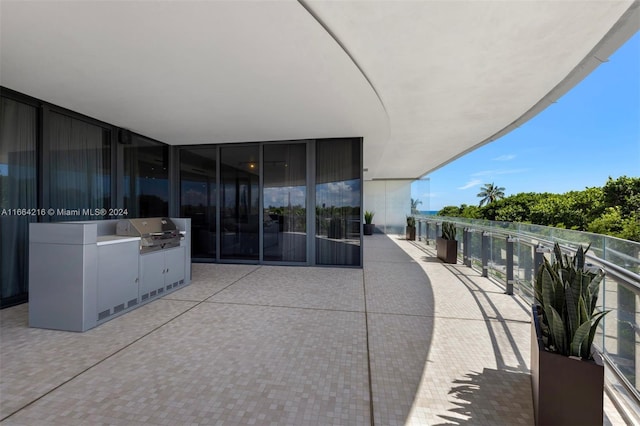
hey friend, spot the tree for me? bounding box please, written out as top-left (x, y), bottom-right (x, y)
top-left (411, 198), bottom-right (422, 215)
top-left (589, 207), bottom-right (640, 242)
top-left (434, 177), bottom-right (638, 242)
top-left (437, 204), bottom-right (482, 218)
top-left (438, 205), bottom-right (464, 217)
top-left (603, 176), bottom-right (640, 217)
top-left (477, 183), bottom-right (505, 207)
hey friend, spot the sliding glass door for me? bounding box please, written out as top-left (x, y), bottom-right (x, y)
top-left (0, 97), bottom-right (37, 306)
top-left (123, 135), bottom-right (168, 218)
top-left (176, 138), bottom-right (361, 266)
top-left (263, 143), bottom-right (307, 262)
top-left (180, 148), bottom-right (217, 259)
top-left (48, 111), bottom-right (112, 220)
top-left (316, 138), bottom-right (361, 266)
top-left (220, 145), bottom-right (260, 260)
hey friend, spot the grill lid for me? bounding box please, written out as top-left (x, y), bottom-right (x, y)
top-left (116, 217), bottom-right (177, 237)
top-left (116, 218), bottom-right (180, 253)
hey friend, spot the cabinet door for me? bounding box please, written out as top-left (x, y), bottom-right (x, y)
top-left (164, 247), bottom-right (185, 289)
top-left (139, 251), bottom-right (165, 301)
top-left (97, 242), bottom-right (139, 318)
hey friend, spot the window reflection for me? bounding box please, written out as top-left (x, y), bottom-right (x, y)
top-left (263, 144), bottom-right (306, 262)
top-left (316, 139), bottom-right (361, 266)
top-left (123, 135), bottom-right (168, 218)
top-left (220, 146), bottom-right (260, 260)
top-left (180, 148), bottom-right (217, 259)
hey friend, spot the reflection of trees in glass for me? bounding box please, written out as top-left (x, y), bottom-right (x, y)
top-left (265, 203), bottom-right (306, 233)
top-left (315, 179), bottom-right (361, 238)
top-left (315, 205), bottom-right (361, 238)
top-left (264, 184), bottom-right (307, 233)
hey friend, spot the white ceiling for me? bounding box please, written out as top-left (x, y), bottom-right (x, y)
top-left (1, 0), bottom-right (638, 180)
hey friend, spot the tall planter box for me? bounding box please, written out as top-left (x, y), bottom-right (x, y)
top-left (363, 224), bottom-right (375, 235)
top-left (406, 226), bottom-right (416, 241)
top-left (436, 237), bottom-right (457, 264)
top-left (531, 305), bottom-right (604, 426)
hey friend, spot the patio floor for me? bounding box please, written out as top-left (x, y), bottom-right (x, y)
top-left (0, 234), bottom-right (625, 425)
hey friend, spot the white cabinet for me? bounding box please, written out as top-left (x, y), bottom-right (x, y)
top-left (140, 246), bottom-right (185, 302)
top-left (29, 219), bottom-right (190, 332)
top-left (97, 241), bottom-right (140, 321)
top-left (164, 247), bottom-right (185, 289)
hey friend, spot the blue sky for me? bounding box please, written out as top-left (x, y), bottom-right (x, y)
top-left (416, 31), bottom-right (640, 212)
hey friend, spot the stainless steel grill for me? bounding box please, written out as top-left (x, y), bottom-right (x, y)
top-left (116, 217), bottom-right (180, 254)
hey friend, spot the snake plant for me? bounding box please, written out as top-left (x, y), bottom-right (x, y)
top-left (534, 243), bottom-right (608, 360)
top-left (364, 211), bottom-right (375, 224)
top-left (441, 222), bottom-right (456, 240)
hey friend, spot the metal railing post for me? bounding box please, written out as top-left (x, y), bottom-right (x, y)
top-left (425, 221), bottom-right (430, 245)
top-left (534, 244), bottom-right (545, 277)
top-left (482, 232), bottom-right (489, 277)
top-left (463, 228), bottom-right (470, 267)
top-left (506, 236), bottom-right (514, 295)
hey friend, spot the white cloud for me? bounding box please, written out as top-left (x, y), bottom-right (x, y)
top-left (458, 179), bottom-right (482, 190)
top-left (471, 168), bottom-right (530, 177)
top-left (493, 154), bottom-right (516, 161)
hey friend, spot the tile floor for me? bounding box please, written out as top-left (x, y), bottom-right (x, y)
top-left (0, 234), bottom-right (627, 425)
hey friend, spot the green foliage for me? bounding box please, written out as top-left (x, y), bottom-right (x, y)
top-left (534, 243), bottom-right (608, 359)
top-left (438, 204), bottom-right (482, 219)
top-left (364, 211), bottom-right (375, 224)
top-left (481, 192), bottom-right (545, 222)
top-left (529, 188), bottom-right (604, 230)
top-left (437, 176), bottom-right (640, 242)
top-left (438, 205), bottom-right (464, 217)
top-left (603, 176), bottom-right (640, 217)
top-left (589, 207), bottom-right (640, 242)
top-left (406, 215), bottom-right (416, 227)
top-left (441, 221), bottom-right (456, 240)
top-left (459, 204), bottom-right (482, 219)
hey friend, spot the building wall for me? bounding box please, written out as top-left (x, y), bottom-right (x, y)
top-left (364, 180), bottom-right (411, 234)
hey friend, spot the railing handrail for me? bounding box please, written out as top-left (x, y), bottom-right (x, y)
top-left (416, 214), bottom-right (640, 283)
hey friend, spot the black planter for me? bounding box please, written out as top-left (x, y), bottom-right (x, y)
top-left (436, 237), bottom-right (457, 263)
top-left (531, 305), bottom-right (604, 426)
top-left (364, 223), bottom-right (375, 235)
top-left (406, 226), bottom-right (416, 241)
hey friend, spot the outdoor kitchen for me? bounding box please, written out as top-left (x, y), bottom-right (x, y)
top-left (28, 218), bottom-right (191, 332)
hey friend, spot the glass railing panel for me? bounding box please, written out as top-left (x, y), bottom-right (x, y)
top-left (488, 234), bottom-right (507, 283)
top-left (468, 231), bottom-right (482, 273)
top-left (514, 240), bottom-right (536, 303)
top-left (600, 277), bottom-right (639, 391)
top-left (605, 238), bottom-right (640, 274)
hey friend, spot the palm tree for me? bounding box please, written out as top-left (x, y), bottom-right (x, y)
top-left (411, 198), bottom-right (422, 214)
top-left (477, 183), bottom-right (505, 207)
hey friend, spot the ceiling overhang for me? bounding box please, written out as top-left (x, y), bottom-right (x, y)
top-left (1, 0), bottom-right (638, 180)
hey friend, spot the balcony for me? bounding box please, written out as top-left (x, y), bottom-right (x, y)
top-left (0, 232), bottom-right (632, 424)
